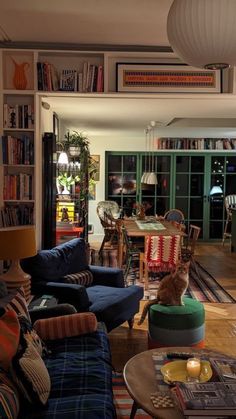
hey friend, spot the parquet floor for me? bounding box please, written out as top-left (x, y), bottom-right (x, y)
top-left (105, 241), bottom-right (236, 371)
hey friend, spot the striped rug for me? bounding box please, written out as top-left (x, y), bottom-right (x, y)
top-left (91, 248), bottom-right (235, 303)
top-left (112, 372), bottom-right (151, 418)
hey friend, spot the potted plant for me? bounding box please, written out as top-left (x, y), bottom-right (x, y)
top-left (64, 131), bottom-right (90, 156)
top-left (57, 173), bottom-right (80, 195)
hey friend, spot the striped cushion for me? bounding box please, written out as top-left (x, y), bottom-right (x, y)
top-left (6, 288), bottom-right (31, 322)
top-left (34, 312), bottom-right (98, 340)
top-left (0, 309), bottom-right (20, 370)
top-left (62, 270), bottom-right (93, 286)
top-left (10, 317), bottom-right (51, 406)
top-left (0, 369), bottom-right (20, 419)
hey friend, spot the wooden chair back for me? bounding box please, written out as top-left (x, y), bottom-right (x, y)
top-left (184, 224), bottom-right (201, 255)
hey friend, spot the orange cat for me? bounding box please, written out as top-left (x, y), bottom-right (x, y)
top-left (138, 260), bottom-right (190, 325)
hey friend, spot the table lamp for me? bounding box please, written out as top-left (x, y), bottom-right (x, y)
top-left (0, 226), bottom-right (37, 301)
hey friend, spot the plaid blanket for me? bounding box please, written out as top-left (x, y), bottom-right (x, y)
top-left (145, 235), bottom-right (181, 272)
top-left (21, 323), bottom-right (115, 419)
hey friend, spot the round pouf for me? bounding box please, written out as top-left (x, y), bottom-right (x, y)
top-left (148, 297), bottom-right (205, 349)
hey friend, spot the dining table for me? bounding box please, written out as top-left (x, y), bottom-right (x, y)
top-left (118, 217), bottom-right (185, 287)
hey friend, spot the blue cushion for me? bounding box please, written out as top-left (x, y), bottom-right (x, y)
top-left (87, 285), bottom-right (144, 331)
top-left (22, 239), bottom-right (88, 281)
top-left (20, 324), bottom-right (115, 418)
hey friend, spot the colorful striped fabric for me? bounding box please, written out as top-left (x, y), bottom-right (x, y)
top-left (63, 270), bottom-right (94, 286)
top-left (34, 312), bottom-right (98, 340)
top-left (6, 288), bottom-right (31, 321)
top-left (145, 235), bottom-right (181, 272)
top-left (0, 371), bottom-right (20, 419)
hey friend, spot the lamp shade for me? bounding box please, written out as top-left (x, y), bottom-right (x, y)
top-left (0, 226), bottom-right (36, 260)
top-left (0, 226), bottom-right (36, 301)
top-left (58, 151), bottom-right (69, 165)
top-left (167, 0), bottom-right (236, 69)
top-left (210, 186), bottom-right (223, 195)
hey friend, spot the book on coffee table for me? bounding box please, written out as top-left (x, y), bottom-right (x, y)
top-left (174, 381), bottom-right (236, 416)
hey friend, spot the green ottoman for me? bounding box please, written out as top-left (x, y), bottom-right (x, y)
top-left (148, 297), bottom-right (205, 348)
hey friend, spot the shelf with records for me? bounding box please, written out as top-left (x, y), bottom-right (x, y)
top-left (157, 137), bottom-right (236, 151)
top-left (37, 52), bottom-right (104, 93)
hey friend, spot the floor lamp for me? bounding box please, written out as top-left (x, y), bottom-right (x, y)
top-left (0, 226), bottom-right (36, 301)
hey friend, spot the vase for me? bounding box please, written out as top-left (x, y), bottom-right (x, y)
top-left (12, 58), bottom-right (29, 90)
top-left (62, 186), bottom-right (70, 195)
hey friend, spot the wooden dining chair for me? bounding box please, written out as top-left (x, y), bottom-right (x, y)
top-left (181, 224), bottom-right (201, 262)
top-left (222, 194), bottom-right (236, 245)
top-left (96, 201), bottom-right (121, 256)
top-left (164, 209), bottom-right (185, 224)
top-left (141, 234), bottom-right (181, 291)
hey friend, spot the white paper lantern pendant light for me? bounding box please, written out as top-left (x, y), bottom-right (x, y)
top-left (167, 0), bottom-right (236, 70)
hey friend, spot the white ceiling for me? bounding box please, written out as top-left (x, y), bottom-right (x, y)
top-left (2, 0), bottom-right (236, 139)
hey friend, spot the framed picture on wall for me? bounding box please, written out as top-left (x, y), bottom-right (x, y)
top-left (116, 63), bottom-right (221, 93)
top-left (90, 155), bottom-right (100, 181)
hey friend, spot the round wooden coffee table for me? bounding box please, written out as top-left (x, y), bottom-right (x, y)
top-left (123, 347), bottom-right (229, 419)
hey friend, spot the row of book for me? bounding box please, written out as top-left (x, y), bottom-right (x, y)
top-left (37, 61), bottom-right (104, 92)
top-left (3, 104), bottom-right (34, 129)
top-left (0, 205), bottom-right (34, 228)
top-left (3, 174), bottom-right (33, 201)
top-left (2, 135), bottom-right (34, 165)
top-left (157, 137), bottom-right (236, 150)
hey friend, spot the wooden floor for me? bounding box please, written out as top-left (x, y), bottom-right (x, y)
top-left (107, 241), bottom-right (236, 371)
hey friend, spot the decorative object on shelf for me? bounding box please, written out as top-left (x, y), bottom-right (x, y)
top-left (58, 151), bottom-right (69, 165)
top-left (116, 63), bottom-right (221, 93)
top-left (0, 226), bottom-right (36, 301)
top-left (167, 0), bottom-right (236, 70)
top-left (57, 173), bottom-right (79, 195)
top-left (90, 155), bottom-right (100, 181)
top-left (11, 58), bottom-right (30, 90)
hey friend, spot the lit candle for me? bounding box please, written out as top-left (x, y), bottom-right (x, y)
top-left (187, 358), bottom-right (201, 378)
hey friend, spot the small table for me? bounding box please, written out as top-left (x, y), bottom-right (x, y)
top-left (123, 347), bottom-right (230, 419)
top-left (56, 226), bottom-right (84, 244)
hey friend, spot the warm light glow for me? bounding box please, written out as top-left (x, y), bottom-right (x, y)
top-left (58, 151), bottom-right (69, 165)
top-left (187, 358), bottom-right (201, 378)
top-left (0, 226), bottom-right (37, 300)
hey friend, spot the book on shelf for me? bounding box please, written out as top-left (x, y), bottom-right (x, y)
top-left (60, 69), bottom-right (77, 91)
top-left (3, 104), bottom-right (34, 129)
top-left (173, 381), bottom-right (236, 416)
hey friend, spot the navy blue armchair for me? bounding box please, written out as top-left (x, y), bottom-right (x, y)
top-left (22, 238), bottom-right (143, 332)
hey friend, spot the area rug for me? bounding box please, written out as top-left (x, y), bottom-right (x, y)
top-left (112, 372), bottom-right (151, 418)
top-left (91, 248), bottom-right (235, 303)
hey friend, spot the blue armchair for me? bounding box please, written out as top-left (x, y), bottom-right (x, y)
top-left (22, 238), bottom-right (143, 332)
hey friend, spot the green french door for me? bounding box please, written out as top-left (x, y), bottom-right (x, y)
top-left (106, 152), bottom-right (236, 240)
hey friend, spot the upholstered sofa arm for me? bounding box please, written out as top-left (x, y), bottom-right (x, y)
top-left (37, 282), bottom-right (91, 312)
top-left (34, 312), bottom-right (98, 340)
top-left (30, 303), bottom-right (77, 324)
top-left (89, 265), bottom-right (125, 287)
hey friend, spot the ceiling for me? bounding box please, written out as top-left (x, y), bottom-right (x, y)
top-left (2, 0), bottom-right (236, 139)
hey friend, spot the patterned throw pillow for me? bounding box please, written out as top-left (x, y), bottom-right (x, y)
top-left (10, 316), bottom-right (51, 406)
top-left (6, 288), bottom-right (31, 322)
top-left (0, 369), bottom-right (20, 419)
top-left (0, 308), bottom-right (20, 370)
top-left (62, 270), bottom-right (93, 286)
top-left (34, 312), bottom-right (97, 340)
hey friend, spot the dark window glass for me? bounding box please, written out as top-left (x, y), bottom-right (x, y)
top-left (108, 155), bottom-right (121, 172)
top-left (211, 157), bottom-right (224, 174)
top-left (190, 174), bottom-right (204, 195)
top-left (226, 156), bottom-right (236, 173)
top-left (141, 182), bottom-right (156, 196)
top-left (156, 174), bottom-right (170, 196)
top-left (190, 197), bottom-right (203, 218)
top-left (176, 156), bottom-right (189, 172)
top-left (210, 196), bottom-right (224, 219)
top-left (123, 155), bottom-right (136, 172)
top-left (225, 175), bottom-right (236, 195)
top-left (209, 221), bottom-right (223, 239)
top-left (211, 174), bottom-right (224, 193)
top-left (176, 174), bottom-right (189, 196)
top-left (156, 156), bottom-right (170, 172)
top-left (191, 156), bottom-right (204, 172)
top-left (175, 198), bottom-right (188, 219)
top-left (156, 197), bottom-right (169, 216)
top-left (123, 197), bottom-right (136, 217)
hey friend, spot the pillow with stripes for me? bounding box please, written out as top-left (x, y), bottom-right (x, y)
top-left (5, 288), bottom-right (31, 322)
top-left (34, 312), bottom-right (97, 340)
top-left (10, 316), bottom-right (51, 406)
top-left (62, 270), bottom-right (93, 287)
top-left (0, 368), bottom-right (20, 419)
